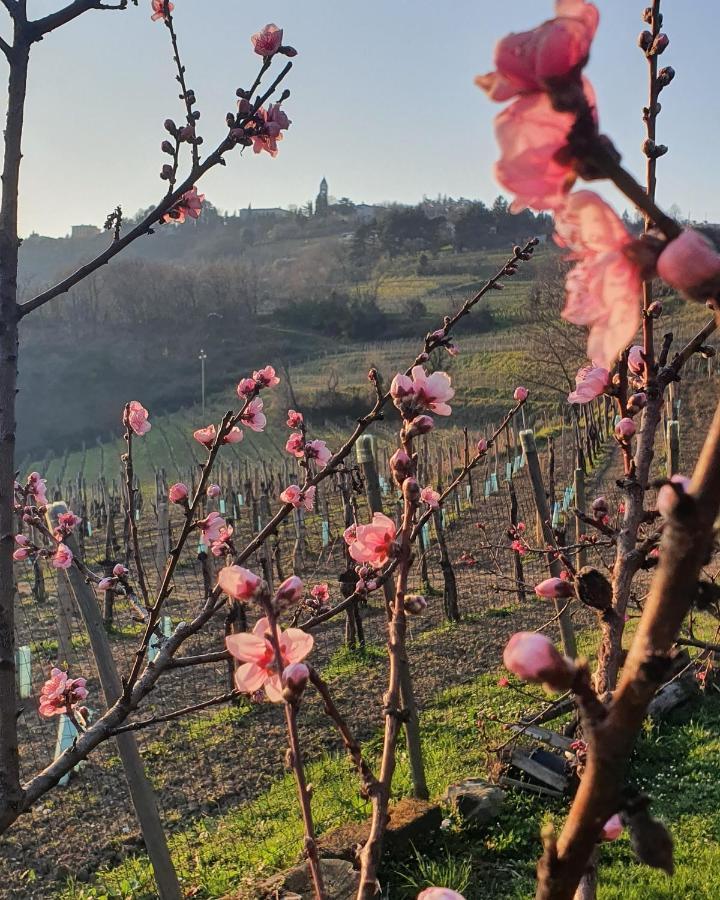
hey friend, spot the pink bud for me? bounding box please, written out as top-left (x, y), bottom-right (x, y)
top-left (12, 548), bottom-right (29, 561)
top-left (406, 415), bottom-right (434, 437)
top-left (657, 229), bottom-right (720, 299)
top-left (627, 392), bottom-right (647, 414)
top-left (476, 438), bottom-right (488, 454)
top-left (404, 595), bottom-right (428, 615)
top-left (615, 418), bottom-right (636, 440)
top-left (503, 632), bottom-right (575, 690)
top-left (657, 474), bottom-right (691, 518)
top-left (601, 814), bottom-right (624, 842)
top-left (113, 564), bottom-right (128, 578)
top-left (513, 386), bottom-right (528, 402)
top-left (14, 534), bottom-right (29, 546)
top-left (417, 889), bottom-right (466, 900)
top-left (390, 448), bottom-right (413, 486)
top-left (275, 575), bottom-right (304, 607)
top-left (534, 577), bottom-right (574, 600)
top-left (217, 565), bottom-right (262, 601)
top-left (282, 662), bottom-right (309, 702)
top-left (97, 577), bottom-right (116, 591)
top-left (627, 345), bottom-right (644, 375)
top-left (169, 482), bottom-right (189, 504)
top-left (206, 484), bottom-right (221, 499)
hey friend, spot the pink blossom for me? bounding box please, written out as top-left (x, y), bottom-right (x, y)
top-left (421, 486), bottom-right (441, 509)
top-left (275, 575), bottom-right (304, 606)
top-left (306, 440), bottom-right (332, 467)
top-left (169, 482), bottom-right (189, 504)
top-left (194, 425), bottom-right (216, 448)
top-left (503, 631), bottom-right (574, 688)
top-left (343, 524), bottom-right (357, 546)
top-left (150, 0), bottom-right (173, 23)
top-left (206, 484), bottom-right (221, 499)
top-left (514, 386), bottom-right (529, 402)
top-left (280, 484), bottom-right (316, 511)
top-left (348, 513), bottom-right (397, 568)
top-left (628, 345), bottom-right (645, 375)
top-left (51, 543), bottom-right (73, 570)
top-left (657, 229), bottom-right (720, 299)
top-left (57, 511), bottom-right (82, 532)
top-left (39, 667), bottom-right (88, 718)
top-left (406, 415), bottom-right (434, 438)
top-left (27, 472), bottom-right (48, 506)
top-left (392, 366), bottom-right (454, 417)
top-left (226, 616), bottom-right (314, 702)
top-left (125, 400), bottom-right (151, 436)
top-left (555, 191), bottom-right (642, 369)
top-left (417, 890), bottom-right (466, 900)
top-left (251, 23), bottom-right (283, 57)
top-left (237, 377), bottom-right (257, 398)
top-left (113, 564), bottom-right (129, 577)
top-left (223, 426), bottom-right (244, 444)
top-left (390, 449), bottom-right (413, 485)
top-left (242, 397), bottom-right (267, 432)
top-left (197, 511), bottom-right (227, 543)
top-left (217, 565), bottom-right (262, 601)
top-left (15, 534), bottom-right (29, 547)
top-left (493, 92), bottom-right (582, 212)
top-left (210, 522), bottom-right (234, 557)
top-left (535, 577), bottom-right (575, 599)
top-left (311, 583), bottom-right (329, 604)
top-left (476, 1), bottom-right (598, 101)
top-left (13, 548), bottom-right (29, 561)
top-left (511, 539), bottom-right (527, 555)
top-left (97, 577), bottom-right (115, 591)
top-left (568, 365), bottom-right (609, 404)
top-left (615, 418), bottom-right (636, 440)
top-left (282, 662), bottom-right (309, 701)
top-left (162, 187), bottom-right (205, 225)
top-left (657, 474), bottom-right (691, 518)
top-left (477, 438), bottom-right (488, 454)
top-left (404, 594), bottom-right (428, 615)
top-left (601, 814), bottom-right (624, 842)
top-left (287, 409), bottom-right (304, 428)
top-left (285, 432), bottom-right (305, 457)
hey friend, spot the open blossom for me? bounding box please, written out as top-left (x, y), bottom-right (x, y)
top-left (476, 0), bottom-right (598, 101)
top-left (39, 668), bottom-right (88, 718)
top-left (311, 583), bottom-right (329, 604)
top-left (113, 564), bottom-right (128, 577)
top-left (223, 426), bottom-right (244, 444)
top-left (217, 565), bottom-right (262, 601)
top-left (197, 511), bottom-right (227, 543)
top-left (511, 539), bottom-right (527, 555)
top-left (226, 616), bottom-right (314, 702)
top-left (169, 482), bottom-right (189, 504)
top-left (206, 484), bottom-right (221, 499)
top-left (657, 229), bottom-right (720, 300)
top-left (306, 440), bottom-right (332, 467)
top-left (150, 0), bottom-right (173, 22)
top-left (555, 191), bottom-right (642, 369)
top-left (251, 23), bottom-right (283, 56)
top-left (601, 814), bottom-right (624, 842)
top-left (535, 577), bottom-right (575, 599)
top-left (343, 524), bottom-right (357, 546)
top-left (280, 484), bottom-right (316, 511)
top-left (243, 397), bottom-right (267, 432)
top-left (568, 364), bottom-right (609, 404)
top-left (657, 474), bottom-right (691, 518)
top-left (162, 187), bottom-right (205, 225)
top-left (254, 365), bottom-right (280, 388)
top-left (237, 377), bottom-right (257, 398)
top-left (286, 409), bottom-right (303, 428)
top-left (27, 472), bottom-right (48, 506)
top-left (421, 486), bottom-right (441, 509)
top-left (349, 513), bottom-right (397, 568)
top-left (210, 522), bottom-right (234, 557)
top-left (503, 631), bottom-right (575, 689)
top-left (286, 432), bottom-right (305, 457)
top-left (194, 425), bottom-right (216, 448)
top-left (391, 366), bottom-right (454, 417)
top-left (51, 544), bottom-right (73, 570)
top-left (125, 400), bottom-right (151, 436)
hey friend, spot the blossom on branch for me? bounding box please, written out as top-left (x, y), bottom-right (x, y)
top-left (223, 426), bottom-right (244, 444)
top-left (206, 484), bottom-right (221, 499)
top-left (555, 191), bottom-right (642, 369)
top-left (305, 440), bottom-right (332, 468)
top-left (197, 511), bottom-right (227, 543)
top-left (251, 23), bottom-right (283, 57)
top-left (226, 617), bottom-right (313, 702)
top-left (125, 401), bottom-right (152, 436)
top-left (150, 0), bottom-right (173, 23)
top-left (286, 409), bottom-right (303, 428)
top-left (391, 366), bottom-right (454, 418)
top-left (535, 576), bottom-right (575, 599)
top-left (310, 583), bottom-right (329, 604)
top-left (280, 484), bottom-right (316, 511)
top-left (656, 228), bottom-right (720, 301)
top-left (217, 565), bottom-right (262, 601)
top-left (51, 544), bottom-right (73, 570)
top-left (568, 364), bottom-right (609, 403)
top-left (503, 631), bottom-right (575, 690)
top-left (242, 397), bottom-right (267, 432)
top-left (420, 486), bottom-right (441, 509)
top-left (39, 668), bottom-right (88, 718)
top-left (247, 105), bottom-right (291, 158)
top-left (194, 425), bottom-right (216, 448)
top-left (27, 472), bottom-right (48, 507)
top-left (162, 187), bottom-right (205, 225)
top-left (657, 474), bottom-right (691, 518)
top-left (253, 365), bottom-right (280, 388)
top-left (348, 513), bottom-right (397, 567)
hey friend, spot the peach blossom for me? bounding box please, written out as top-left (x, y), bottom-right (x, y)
top-left (223, 426), bottom-right (244, 444)
top-left (206, 484), bottom-right (221, 499)
top-left (194, 425), bottom-right (216, 447)
top-left (349, 513), bottom-right (397, 568)
top-left (275, 575), bottom-right (304, 606)
top-left (162, 187), bottom-right (205, 225)
top-left (306, 440), bottom-right (332, 467)
top-left (253, 367), bottom-right (279, 391)
top-left (251, 23), bottom-right (283, 57)
top-left (51, 543), bottom-right (73, 570)
top-left (657, 474), bottom-right (691, 518)
top-left (280, 484), bottom-right (316, 511)
top-left (209, 522), bottom-right (234, 557)
top-left (151, 0), bottom-right (173, 23)
top-left (285, 432), bottom-right (305, 457)
top-left (311, 583), bottom-right (329, 603)
top-left (226, 616), bottom-right (314, 702)
top-left (477, 438), bottom-right (488, 454)
top-left (601, 814), bottom-right (623, 841)
top-left (38, 667), bottom-right (88, 718)
top-left (535, 577), bottom-right (574, 599)
top-left (514, 386), bottom-right (529, 402)
top-left (503, 631), bottom-right (574, 687)
top-left (282, 662), bottom-right (309, 701)
top-left (476, 1), bottom-right (598, 101)
top-left (13, 548), bottom-right (29, 561)
top-left (57, 511), bottom-right (82, 532)
top-left (628, 345), bottom-right (645, 375)
top-left (343, 524), bottom-right (357, 546)
top-left (421, 486), bottom-right (441, 509)
top-left (243, 397), bottom-right (267, 432)
top-left (124, 400), bottom-right (151, 436)
top-left (286, 409), bottom-right (303, 428)
top-left (237, 377), bottom-right (257, 398)
top-left (113, 564), bottom-right (129, 577)
top-left (197, 511), bottom-right (227, 543)
top-left (15, 534), bottom-right (29, 547)
top-left (217, 565), bottom-right (262, 601)
top-left (555, 191), bottom-right (642, 369)
top-left (28, 472), bottom-right (48, 506)
top-left (568, 364), bottom-right (609, 403)
top-left (615, 418), bottom-right (636, 440)
top-left (657, 229), bottom-right (720, 299)
top-left (169, 482), bottom-right (189, 504)
top-left (97, 577), bottom-right (115, 591)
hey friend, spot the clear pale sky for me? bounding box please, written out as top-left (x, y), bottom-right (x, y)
top-left (1, 0), bottom-right (716, 237)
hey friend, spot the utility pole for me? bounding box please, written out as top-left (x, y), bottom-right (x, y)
top-left (198, 349), bottom-right (207, 418)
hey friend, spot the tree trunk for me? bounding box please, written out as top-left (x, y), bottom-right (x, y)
top-left (0, 37), bottom-right (30, 830)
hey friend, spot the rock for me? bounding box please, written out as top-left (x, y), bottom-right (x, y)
top-left (444, 778), bottom-right (505, 826)
top-left (256, 858), bottom-right (359, 899)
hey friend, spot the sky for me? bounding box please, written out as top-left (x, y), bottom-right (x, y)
top-left (1, 0), bottom-right (718, 237)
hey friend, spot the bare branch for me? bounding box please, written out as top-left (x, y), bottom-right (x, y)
top-left (28, 0), bottom-right (127, 39)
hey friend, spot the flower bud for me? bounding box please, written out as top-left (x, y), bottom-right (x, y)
top-left (647, 300), bottom-right (663, 318)
top-left (163, 118), bottom-right (177, 134)
top-left (601, 814), bottom-right (624, 842)
top-left (534, 577), bottom-right (574, 600)
top-left (206, 483), bottom-right (221, 499)
top-left (657, 474), bottom-right (691, 518)
top-left (402, 477), bottom-right (420, 504)
top-left (477, 438), bottom-right (488, 455)
top-left (113, 564), bottom-right (129, 578)
top-left (282, 662), bottom-right (309, 703)
top-left (274, 575), bottom-right (304, 609)
top-left (169, 482), bottom-right (189, 504)
top-left (404, 594), bottom-right (428, 615)
top-left (97, 577), bottom-right (116, 591)
top-left (650, 33), bottom-right (669, 54)
top-left (389, 448), bottom-right (414, 486)
top-left (638, 30), bottom-right (653, 52)
top-left (657, 66), bottom-right (675, 88)
top-left (627, 392), bottom-right (647, 414)
top-left (657, 229), bottom-right (720, 300)
top-left (513, 386), bottom-right (528, 402)
top-left (12, 548), bottom-right (29, 561)
top-left (615, 418), bottom-right (636, 440)
top-left (405, 415), bottom-right (434, 438)
top-left (161, 140), bottom-right (174, 155)
top-left (15, 534), bottom-right (29, 546)
top-left (503, 632), bottom-right (576, 692)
